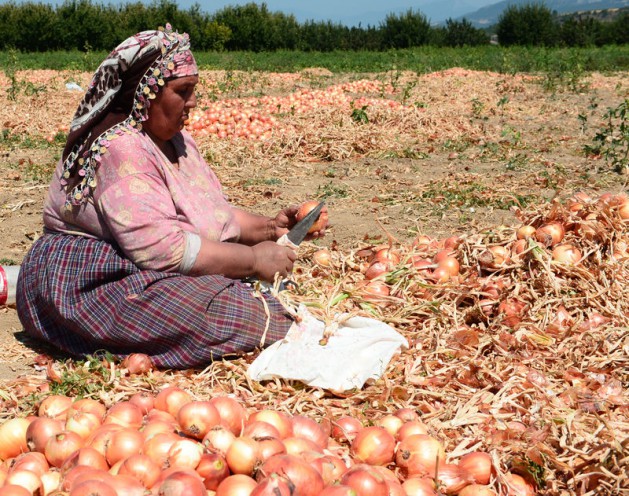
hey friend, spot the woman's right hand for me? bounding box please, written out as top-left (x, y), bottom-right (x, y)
top-left (251, 241), bottom-right (297, 282)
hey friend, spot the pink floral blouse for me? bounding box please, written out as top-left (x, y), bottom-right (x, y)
top-left (44, 129), bottom-right (241, 273)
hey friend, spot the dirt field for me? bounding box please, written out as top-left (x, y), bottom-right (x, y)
top-left (0, 68), bottom-right (627, 493)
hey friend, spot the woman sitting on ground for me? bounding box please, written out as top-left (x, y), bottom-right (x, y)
top-left (17, 25), bottom-right (325, 369)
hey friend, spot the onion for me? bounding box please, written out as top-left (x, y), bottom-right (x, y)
top-left (458, 484), bottom-right (498, 495)
top-left (296, 201), bottom-right (328, 233)
top-left (61, 466), bottom-right (110, 492)
top-left (45, 431), bottom-right (84, 468)
top-left (437, 256), bottom-right (460, 277)
top-left (340, 464), bottom-right (389, 496)
top-left (66, 411), bottom-right (102, 440)
top-left (121, 353), bottom-right (154, 375)
top-left (291, 415), bottom-right (328, 450)
top-left (331, 416), bottom-right (363, 443)
top-left (85, 424), bottom-right (123, 457)
top-left (196, 452), bottom-right (230, 490)
top-left (128, 393), bottom-right (155, 414)
top-left (619, 201), bottom-right (629, 220)
top-left (444, 236), bottom-right (462, 250)
top-left (402, 476), bottom-right (437, 496)
top-left (458, 452), bottom-right (493, 485)
top-left (283, 436), bottom-right (322, 456)
top-left (396, 420), bottom-right (429, 441)
top-left (350, 427), bottom-right (395, 466)
top-left (243, 421), bottom-right (281, 440)
top-left (503, 472), bottom-right (535, 496)
top-left (155, 470), bottom-right (206, 496)
top-left (365, 261), bottom-right (391, 280)
top-left (104, 428), bottom-right (143, 466)
top-left (436, 463), bottom-right (473, 494)
top-left (413, 235), bottom-right (437, 251)
top-left (0, 485), bottom-right (34, 496)
top-left (313, 249), bottom-right (332, 267)
top-left (207, 396), bottom-right (247, 436)
top-left (117, 453), bottom-right (161, 488)
top-left (375, 415), bottom-right (403, 437)
top-left (142, 432), bottom-right (179, 468)
top-left (215, 474), bottom-right (258, 496)
top-left (26, 418), bottom-right (63, 454)
top-left (247, 410), bottom-right (292, 439)
top-left (362, 280), bottom-right (391, 301)
top-left (395, 434), bottom-right (445, 476)
top-left (257, 437), bottom-right (287, 462)
top-left (551, 244), bottom-right (582, 264)
top-left (61, 447), bottom-right (109, 473)
top-left (317, 454), bottom-right (348, 485)
top-left (69, 479), bottom-right (117, 496)
top-left (371, 248), bottom-right (401, 265)
top-left (67, 399), bottom-right (107, 421)
top-left (154, 387), bottom-right (193, 419)
top-left (203, 425), bottom-right (236, 456)
top-left (257, 454), bottom-right (324, 496)
top-left (535, 222), bottom-right (564, 246)
top-left (141, 419), bottom-right (176, 441)
top-left (5, 469), bottom-right (43, 495)
top-left (177, 401), bottom-right (221, 440)
top-left (319, 485), bottom-right (362, 496)
top-left (251, 474), bottom-right (295, 496)
top-left (103, 402), bottom-right (143, 430)
top-left (9, 452), bottom-right (49, 476)
top-left (431, 266), bottom-right (451, 283)
top-left (225, 436), bottom-right (260, 475)
top-left (516, 225), bottom-right (536, 240)
top-left (511, 239), bottom-right (528, 257)
top-left (479, 246), bottom-right (510, 270)
top-left (40, 469), bottom-right (62, 496)
top-left (166, 439), bottom-right (204, 470)
top-left (38, 395), bottom-right (73, 420)
top-left (394, 408), bottom-right (419, 423)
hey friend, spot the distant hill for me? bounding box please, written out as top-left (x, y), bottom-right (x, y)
top-left (457, 0), bottom-right (629, 27)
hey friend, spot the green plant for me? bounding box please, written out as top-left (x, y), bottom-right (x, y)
top-left (350, 103), bottom-right (369, 124)
top-left (471, 98), bottom-right (485, 119)
top-left (584, 99), bottom-right (629, 174)
top-left (49, 353), bottom-right (119, 397)
top-left (317, 181), bottom-right (348, 199)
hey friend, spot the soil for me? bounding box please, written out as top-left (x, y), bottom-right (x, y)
top-left (0, 68), bottom-right (627, 385)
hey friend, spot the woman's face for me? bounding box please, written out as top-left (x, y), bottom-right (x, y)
top-left (143, 75), bottom-right (198, 141)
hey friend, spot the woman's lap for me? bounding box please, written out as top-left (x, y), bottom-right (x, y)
top-left (17, 232), bottom-right (292, 369)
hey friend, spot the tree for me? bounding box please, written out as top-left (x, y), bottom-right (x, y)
top-left (439, 18), bottom-right (490, 47)
top-left (380, 9), bottom-right (431, 49)
top-left (496, 3), bottom-right (559, 46)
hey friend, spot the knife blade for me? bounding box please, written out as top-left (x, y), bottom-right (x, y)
top-left (279, 201), bottom-right (325, 247)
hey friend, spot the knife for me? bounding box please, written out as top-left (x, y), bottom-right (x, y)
top-left (244, 201), bottom-right (325, 292)
top-left (277, 201), bottom-right (325, 248)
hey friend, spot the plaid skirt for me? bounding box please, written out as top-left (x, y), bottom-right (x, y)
top-left (17, 231), bottom-right (293, 369)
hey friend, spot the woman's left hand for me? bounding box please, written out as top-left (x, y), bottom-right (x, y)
top-left (273, 204), bottom-right (328, 241)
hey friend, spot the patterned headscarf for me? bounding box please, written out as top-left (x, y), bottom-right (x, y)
top-left (61, 24), bottom-right (198, 207)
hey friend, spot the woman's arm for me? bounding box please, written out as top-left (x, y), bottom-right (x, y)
top-left (232, 205), bottom-right (299, 245)
top-left (188, 237), bottom-right (296, 281)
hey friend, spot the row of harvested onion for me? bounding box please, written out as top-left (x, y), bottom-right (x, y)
top-left (310, 190), bottom-right (629, 306)
top-left (0, 387), bottom-right (533, 496)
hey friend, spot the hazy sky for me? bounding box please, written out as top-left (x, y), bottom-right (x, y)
top-left (192, 0), bottom-right (499, 24)
top-left (10, 0), bottom-right (500, 25)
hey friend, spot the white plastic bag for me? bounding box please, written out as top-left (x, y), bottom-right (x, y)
top-left (248, 306), bottom-right (408, 392)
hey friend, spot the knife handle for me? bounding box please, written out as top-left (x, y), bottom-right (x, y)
top-left (277, 233), bottom-right (299, 250)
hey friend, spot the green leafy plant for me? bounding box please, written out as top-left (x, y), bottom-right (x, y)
top-left (50, 353), bottom-right (119, 397)
top-left (584, 99), bottom-right (629, 174)
top-left (350, 103), bottom-right (369, 124)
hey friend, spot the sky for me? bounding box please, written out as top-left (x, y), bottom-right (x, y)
top-left (9, 0), bottom-right (502, 25)
top-left (176, 0), bottom-right (501, 25)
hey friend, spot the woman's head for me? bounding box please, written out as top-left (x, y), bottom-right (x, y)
top-left (61, 24), bottom-right (198, 206)
top-left (143, 74), bottom-right (198, 143)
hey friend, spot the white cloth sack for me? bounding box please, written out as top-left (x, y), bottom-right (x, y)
top-left (248, 306), bottom-right (408, 391)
